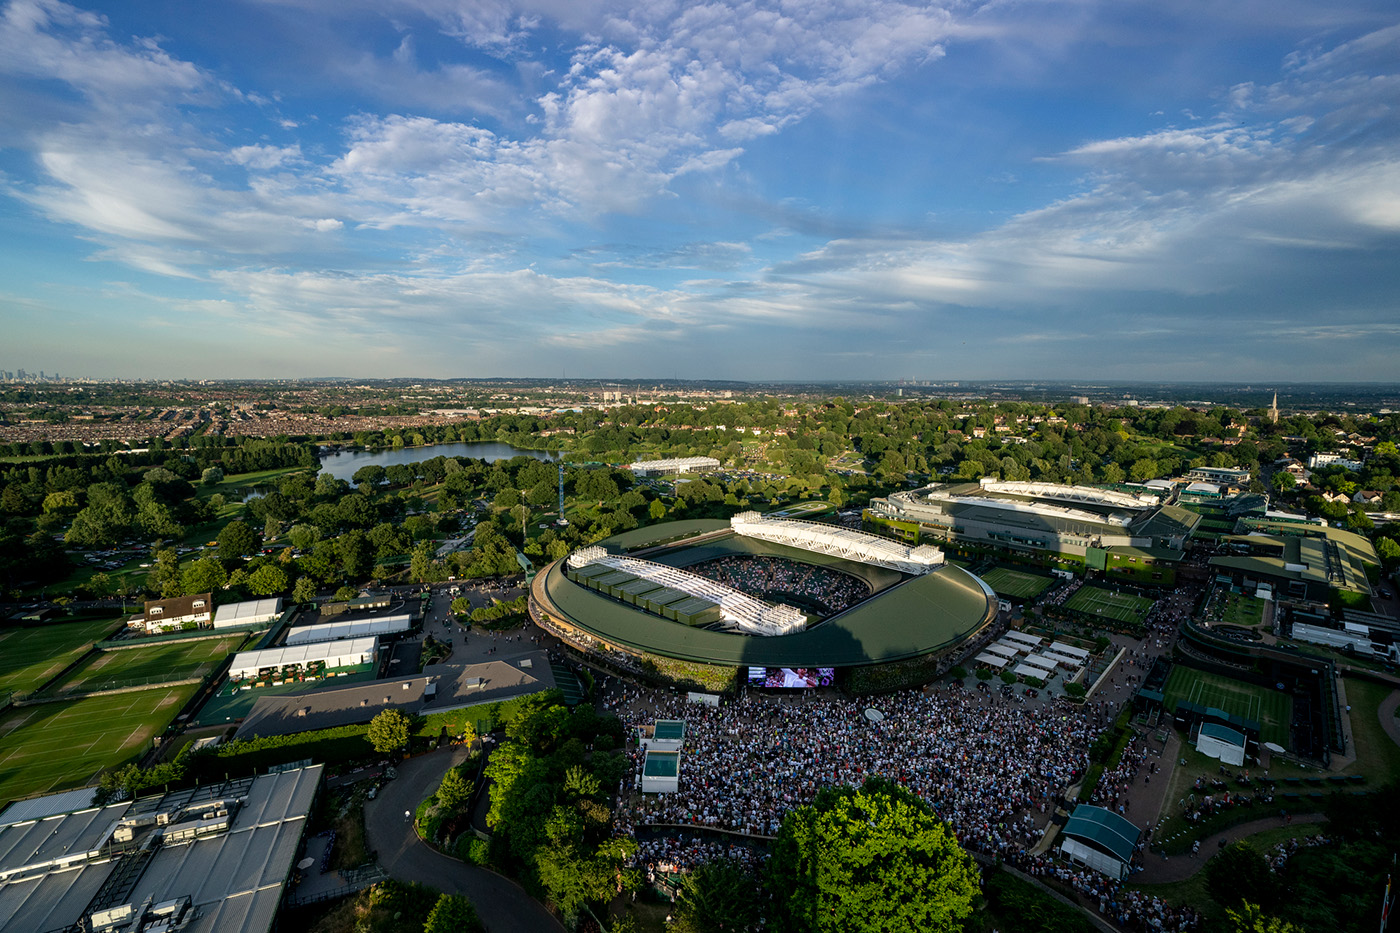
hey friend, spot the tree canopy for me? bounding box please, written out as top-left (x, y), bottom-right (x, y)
top-left (768, 776), bottom-right (979, 933)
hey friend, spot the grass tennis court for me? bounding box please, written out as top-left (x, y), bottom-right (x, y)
top-left (1063, 585), bottom-right (1155, 625)
top-left (0, 618), bottom-right (121, 695)
top-left (48, 635), bottom-right (246, 696)
top-left (981, 567), bottom-right (1054, 601)
top-left (0, 685), bottom-right (198, 806)
top-left (1162, 666), bottom-right (1293, 748)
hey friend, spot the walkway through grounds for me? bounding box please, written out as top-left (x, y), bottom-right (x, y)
top-left (363, 746), bottom-right (566, 933)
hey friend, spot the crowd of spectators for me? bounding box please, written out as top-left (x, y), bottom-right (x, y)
top-left (616, 684), bottom-right (1092, 860)
top-left (631, 835), bottom-right (768, 883)
top-left (688, 556), bottom-right (871, 616)
top-left (1012, 857), bottom-right (1203, 931)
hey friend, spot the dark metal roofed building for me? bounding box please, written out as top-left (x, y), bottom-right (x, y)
top-left (1059, 805), bottom-right (1141, 880)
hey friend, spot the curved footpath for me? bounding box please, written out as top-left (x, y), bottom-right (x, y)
top-left (1378, 689), bottom-right (1400, 748)
top-left (363, 747), bottom-right (565, 933)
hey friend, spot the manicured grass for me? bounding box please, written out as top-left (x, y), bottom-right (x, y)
top-left (47, 635), bottom-right (246, 695)
top-left (0, 685), bottom-right (198, 806)
top-left (981, 567), bottom-right (1054, 600)
top-left (1341, 676), bottom-right (1400, 777)
top-left (1063, 584), bottom-right (1155, 624)
top-left (0, 618), bottom-right (121, 695)
top-left (1162, 666), bottom-right (1292, 747)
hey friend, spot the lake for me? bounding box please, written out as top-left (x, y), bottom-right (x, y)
top-left (317, 441), bottom-right (560, 482)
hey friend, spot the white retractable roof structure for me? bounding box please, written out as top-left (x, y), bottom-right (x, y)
top-left (730, 512), bottom-right (943, 575)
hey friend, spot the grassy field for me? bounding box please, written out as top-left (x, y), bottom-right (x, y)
top-left (0, 685), bottom-right (198, 806)
top-left (0, 618), bottom-right (121, 695)
top-left (1064, 584), bottom-right (1155, 624)
top-left (1162, 666), bottom-right (1293, 747)
top-left (981, 567), bottom-right (1054, 600)
top-left (47, 635), bottom-right (246, 695)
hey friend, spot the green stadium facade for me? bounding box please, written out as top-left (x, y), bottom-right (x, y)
top-left (866, 479), bottom-right (1200, 574)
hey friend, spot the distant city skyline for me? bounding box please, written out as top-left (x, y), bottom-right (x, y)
top-left (2, 1), bottom-right (1398, 381)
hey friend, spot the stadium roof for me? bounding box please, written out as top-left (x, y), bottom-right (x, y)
top-left (1210, 521), bottom-right (1378, 594)
top-left (0, 768), bottom-right (320, 933)
top-left (1130, 504), bottom-right (1202, 541)
top-left (538, 524), bottom-right (995, 668)
top-left (0, 787), bottom-right (98, 827)
top-left (731, 511), bottom-right (944, 575)
top-left (1061, 805), bottom-right (1140, 865)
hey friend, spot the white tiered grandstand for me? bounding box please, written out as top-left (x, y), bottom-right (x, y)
top-left (730, 511), bottom-right (944, 575)
top-left (628, 456), bottom-right (720, 477)
top-left (567, 547), bottom-right (807, 636)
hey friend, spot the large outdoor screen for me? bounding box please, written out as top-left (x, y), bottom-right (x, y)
top-left (747, 666), bottom-right (835, 688)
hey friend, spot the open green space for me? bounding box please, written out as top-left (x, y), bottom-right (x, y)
top-left (47, 634), bottom-right (246, 695)
top-left (1161, 665), bottom-right (1292, 747)
top-left (1063, 585), bottom-right (1155, 624)
top-left (0, 618), bottom-right (121, 695)
top-left (1341, 677), bottom-right (1400, 778)
top-left (980, 566), bottom-right (1054, 601)
top-left (0, 685), bottom-right (198, 806)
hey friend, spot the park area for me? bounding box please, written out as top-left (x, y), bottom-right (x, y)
top-left (0, 618), bottom-right (122, 696)
top-left (1161, 666), bottom-right (1293, 747)
top-left (1063, 585), bottom-right (1155, 626)
top-left (980, 566), bottom-right (1054, 601)
top-left (43, 634), bottom-right (247, 697)
top-left (0, 684), bottom-right (198, 806)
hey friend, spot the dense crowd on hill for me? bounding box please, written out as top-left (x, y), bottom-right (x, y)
top-left (688, 556), bottom-right (871, 616)
top-left (616, 684), bottom-right (1092, 858)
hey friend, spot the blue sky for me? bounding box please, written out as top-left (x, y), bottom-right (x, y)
top-left (1, 0), bottom-right (1398, 381)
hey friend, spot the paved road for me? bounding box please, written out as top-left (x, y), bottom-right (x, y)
top-left (1134, 813), bottom-right (1327, 884)
top-left (364, 747), bottom-right (565, 933)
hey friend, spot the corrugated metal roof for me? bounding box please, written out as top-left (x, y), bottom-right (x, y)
top-left (0, 787), bottom-right (99, 826)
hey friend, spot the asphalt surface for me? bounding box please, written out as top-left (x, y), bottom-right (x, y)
top-left (363, 747), bottom-right (565, 933)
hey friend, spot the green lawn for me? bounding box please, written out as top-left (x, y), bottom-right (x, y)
top-left (1162, 665), bottom-right (1293, 747)
top-left (1342, 677), bottom-right (1400, 777)
top-left (0, 685), bottom-right (198, 806)
top-left (0, 618), bottom-right (121, 695)
top-left (47, 635), bottom-right (246, 695)
top-left (1063, 584), bottom-right (1155, 624)
top-left (981, 567), bottom-right (1054, 600)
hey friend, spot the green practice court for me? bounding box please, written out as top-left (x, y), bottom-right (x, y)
top-left (1162, 666), bottom-right (1293, 748)
top-left (0, 618), bottom-right (121, 695)
top-left (47, 634), bottom-right (247, 696)
top-left (981, 567), bottom-right (1054, 601)
top-left (1063, 585), bottom-right (1155, 625)
top-left (0, 684), bottom-right (198, 806)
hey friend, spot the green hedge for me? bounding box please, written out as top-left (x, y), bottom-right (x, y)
top-left (192, 722), bottom-right (372, 777)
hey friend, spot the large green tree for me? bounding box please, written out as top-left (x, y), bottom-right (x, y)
top-left (768, 777), bottom-right (979, 933)
top-left (423, 893), bottom-right (483, 933)
top-left (218, 519), bottom-right (257, 561)
top-left (367, 708), bottom-right (412, 755)
top-left (672, 858), bottom-right (765, 933)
